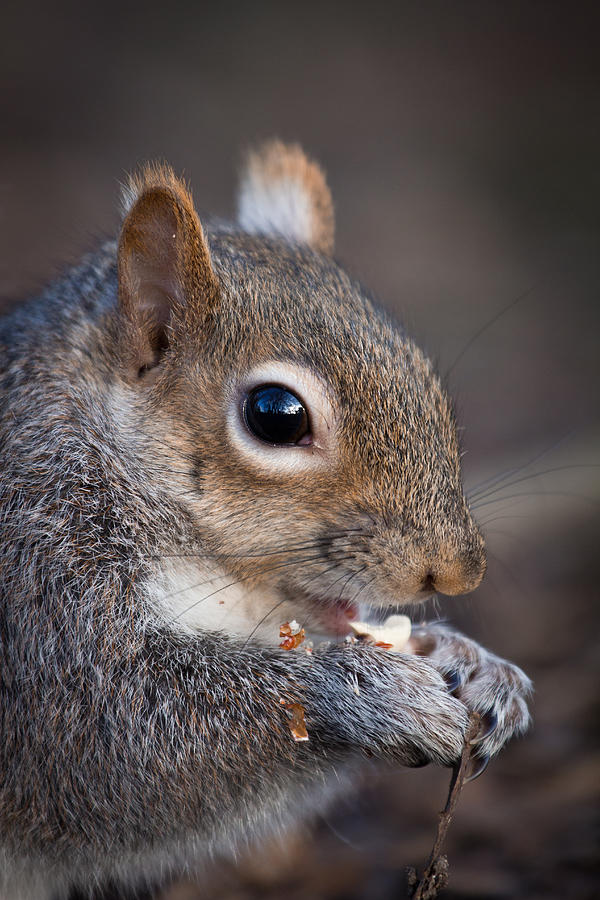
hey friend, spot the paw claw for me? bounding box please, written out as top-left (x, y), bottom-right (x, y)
top-left (471, 710), bottom-right (498, 744)
top-left (408, 754), bottom-right (431, 769)
top-left (444, 670), bottom-right (462, 694)
top-left (465, 753), bottom-right (490, 783)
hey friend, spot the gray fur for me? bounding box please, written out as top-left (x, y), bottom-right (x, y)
top-left (0, 153), bottom-right (531, 898)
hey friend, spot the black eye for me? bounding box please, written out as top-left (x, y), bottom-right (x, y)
top-left (243, 385), bottom-right (310, 445)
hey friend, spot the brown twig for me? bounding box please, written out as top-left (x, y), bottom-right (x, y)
top-left (406, 712), bottom-right (482, 899)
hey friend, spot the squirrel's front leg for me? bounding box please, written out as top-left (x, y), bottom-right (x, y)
top-left (407, 622), bottom-right (532, 764)
top-left (145, 629), bottom-right (470, 778)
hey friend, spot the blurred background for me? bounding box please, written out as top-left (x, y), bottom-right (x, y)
top-left (2, 2), bottom-right (599, 898)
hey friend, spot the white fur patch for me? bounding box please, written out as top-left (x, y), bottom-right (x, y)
top-left (144, 558), bottom-right (300, 646)
top-left (237, 174), bottom-right (314, 247)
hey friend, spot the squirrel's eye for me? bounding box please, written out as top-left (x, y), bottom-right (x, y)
top-left (243, 385), bottom-right (310, 445)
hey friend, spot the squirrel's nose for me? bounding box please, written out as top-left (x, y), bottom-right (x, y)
top-left (372, 516), bottom-right (487, 599)
top-left (423, 542), bottom-right (487, 597)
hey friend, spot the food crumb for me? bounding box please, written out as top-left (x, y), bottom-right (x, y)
top-left (349, 615), bottom-right (411, 652)
top-left (280, 700), bottom-right (309, 742)
top-left (279, 621), bottom-right (306, 650)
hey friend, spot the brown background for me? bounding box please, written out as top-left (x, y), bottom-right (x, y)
top-left (2, 2), bottom-right (599, 898)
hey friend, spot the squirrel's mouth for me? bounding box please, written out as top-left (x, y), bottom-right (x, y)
top-left (312, 597), bottom-right (359, 637)
top-left (287, 589), bottom-right (360, 639)
top-left (289, 585), bottom-right (429, 642)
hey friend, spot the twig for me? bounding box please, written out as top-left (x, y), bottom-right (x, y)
top-left (406, 712), bottom-right (482, 899)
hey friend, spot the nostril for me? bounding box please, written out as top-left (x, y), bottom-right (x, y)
top-left (421, 570), bottom-right (435, 593)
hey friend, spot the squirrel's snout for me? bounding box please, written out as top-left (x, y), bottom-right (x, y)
top-left (427, 529), bottom-right (487, 597)
top-left (428, 554), bottom-right (486, 597)
top-left (373, 520), bottom-right (487, 601)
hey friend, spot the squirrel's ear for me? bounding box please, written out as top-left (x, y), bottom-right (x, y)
top-left (118, 163), bottom-right (218, 378)
top-left (237, 141), bottom-right (335, 255)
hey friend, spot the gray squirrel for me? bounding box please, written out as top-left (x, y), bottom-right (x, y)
top-left (0, 141), bottom-right (531, 899)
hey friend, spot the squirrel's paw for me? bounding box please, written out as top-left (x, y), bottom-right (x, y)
top-left (408, 623), bottom-right (532, 761)
top-left (314, 646), bottom-right (470, 768)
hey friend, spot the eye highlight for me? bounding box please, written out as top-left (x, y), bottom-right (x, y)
top-left (243, 385), bottom-right (311, 446)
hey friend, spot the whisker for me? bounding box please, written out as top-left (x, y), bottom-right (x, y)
top-left (472, 489), bottom-right (600, 511)
top-left (466, 431), bottom-right (573, 500)
top-left (242, 597), bottom-right (290, 649)
top-left (325, 565), bottom-right (361, 598)
top-left (479, 513), bottom-right (537, 527)
top-left (469, 464), bottom-right (599, 504)
top-left (446, 284), bottom-right (539, 377)
top-left (212, 532), bottom-right (363, 562)
top-left (298, 563), bottom-right (341, 594)
top-left (171, 554), bottom-right (350, 618)
top-left (143, 530), bottom-right (364, 565)
top-left (484, 527), bottom-right (538, 552)
top-left (486, 548), bottom-right (529, 599)
top-left (335, 566), bottom-right (368, 604)
top-left (320, 817), bottom-right (364, 852)
top-left (349, 573), bottom-right (378, 607)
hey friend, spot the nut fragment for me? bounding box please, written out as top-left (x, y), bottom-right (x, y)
top-left (349, 614), bottom-right (411, 651)
top-left (279, 620), bottom-right (306, 650)
top-left (280, 699), bottom-right (309, 741)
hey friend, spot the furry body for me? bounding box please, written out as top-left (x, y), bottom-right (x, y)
top-left (0, 146), bottom-right (531, 898)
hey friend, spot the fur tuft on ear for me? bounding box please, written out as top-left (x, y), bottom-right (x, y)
top-left (118, 162), bottom-right (218, 379)
top-left (237, 141), bottom-right (335, 255)
top-left (120, 162), bottom-right (193, 220)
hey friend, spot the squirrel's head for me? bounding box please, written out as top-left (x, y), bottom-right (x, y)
top-left (116, 141), bottom-right (486, 642)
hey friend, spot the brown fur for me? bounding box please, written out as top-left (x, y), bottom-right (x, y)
top-left (119, 163), bottom-right (219, 377)
top-left (0, 142), bottom-right (531, 899)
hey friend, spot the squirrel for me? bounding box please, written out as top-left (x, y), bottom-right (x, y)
top-left (0, 141), bottom-right (531, 899)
